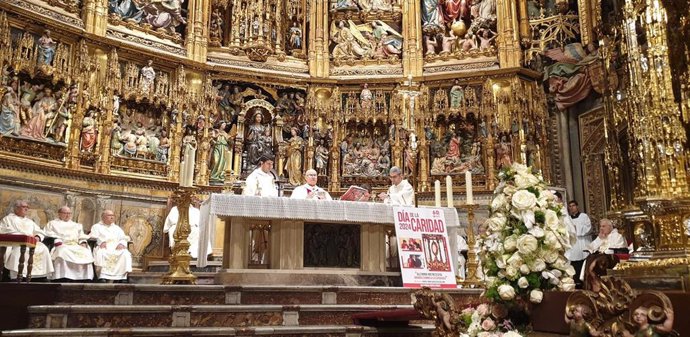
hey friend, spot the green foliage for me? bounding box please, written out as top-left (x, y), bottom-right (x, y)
top-left (534, 211), bottom-right (545, 224)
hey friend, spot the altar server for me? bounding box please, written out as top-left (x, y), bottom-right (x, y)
top-left (378, 166), bottom-right (415, 206)
top-left (291, 169), bottom-right (332, 200)
top-left (164, 196), bottom-right (212, 259)
top-left (90, 210), bottom-right (132, 281)
top-left (243, 155), bottom-right (279, 197)
top-left (45, 206), bottom-right (94, 281)
top-left (0, 200), bottom-right (54, 279)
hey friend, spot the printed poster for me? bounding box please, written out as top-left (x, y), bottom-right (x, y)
top-left (393, 206), bottom-right (457, 288)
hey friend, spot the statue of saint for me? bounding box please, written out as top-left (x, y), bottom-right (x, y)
top-left (209, 125), bottom-right (229, 184)
top-left (0, 81), bottom-right (20, 136)
top-left (285, 127), bottom-right (304, 185)
top-left (449, 80), bottom-right (464, 109)
top-left (139, 60), bottom-right (156, 94)
top-left (36, 30), bottom-right (57, 66)
top-left (246, 111), bottom-right (271, 167)
top-left (80, 110), bottom-right (98, 152)
top-left (360, 83), bottom-right (373, 112)
top-left (315, 140), bottom-right (329, 176)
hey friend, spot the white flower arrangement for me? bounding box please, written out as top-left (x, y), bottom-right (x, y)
top-left (480, 163), bottom-right (575, 304)
top-left (457, 302), bottom-right (527, 337)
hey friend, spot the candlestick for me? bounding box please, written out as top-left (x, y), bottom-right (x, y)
top-left (465, 171), bottom-right (473, 205)
top-left (434, 180), bottom-right (441, 207)
top-left (446, 175), bottom-right (453, 208)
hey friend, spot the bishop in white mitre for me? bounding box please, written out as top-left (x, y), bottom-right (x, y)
top-left (90, 210), bottom-right (132, 281)
top-left (44, 206), bottom-right (94, 281)
top-left (164, 196), bottom-right (212, 259)
top-left (0, 200), bottom-right (54, 279)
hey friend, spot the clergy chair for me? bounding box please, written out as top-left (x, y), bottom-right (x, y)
top-left (0, 234), bottom-right (37, 283)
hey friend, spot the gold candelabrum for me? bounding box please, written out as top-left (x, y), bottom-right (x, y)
top-left (457, 203), bottom-right (482, 287)
top-left (161, 186), bottom-right (198, 285)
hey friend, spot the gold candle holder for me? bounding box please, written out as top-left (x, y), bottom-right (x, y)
top-left (161, 186), bottom-right (198, 285)
top-left (457, 203), bottom-right (482, 287)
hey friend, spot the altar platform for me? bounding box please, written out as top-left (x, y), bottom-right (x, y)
top-left (199, 194), bottom-right (463, 286)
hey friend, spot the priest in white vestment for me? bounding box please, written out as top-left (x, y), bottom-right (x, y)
top-left (243, 156), bottom-right (279, 197)
top-left (587, 218), bottom-right (628, 254)
top-left (0, 200), bottom-right (54, 279)
top-left (164, 196), bottom-right (212, 259)
top-left (291, 169), bottom-right (332, 200)
top-left (44, 206), bottom-right (94, 281)
top-left (90, 210), bottom-right (132, 281)
top-left (564, 200), bottom-right (591, 287)
top-left (378, 166), bottom-right (415, 206)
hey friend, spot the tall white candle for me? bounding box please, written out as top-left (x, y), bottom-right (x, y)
top-left (434, 180), bottom-right (441, 207)
top-left (180, 159), bottom-right (186, 187)
top-left (446, 175), bottom-right (453, 208)
top-left (465, 171), bottom-right (473, 205)
top-left (186, 146), bottom-right (196, 187)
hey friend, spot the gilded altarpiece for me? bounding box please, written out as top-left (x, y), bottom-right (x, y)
top-left (578, 108), bottom-right (607, 223)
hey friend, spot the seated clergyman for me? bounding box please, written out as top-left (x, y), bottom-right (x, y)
top-left (45, 206), bottom-right (94, 281)
top-left (291, 169), bottom-right (332, 200)
top-left (90, 210), bottom-right (132, 281)
top-left (587, 218), bottom-right (628, 254)
top-left (0, 200), bottom-right (54, 280)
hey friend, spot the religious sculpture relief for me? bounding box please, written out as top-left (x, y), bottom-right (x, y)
top-left (427, 115), bottom-right (485, 176)
top-left (108, 0), bottom-right (188, 42)
top-left (341, 123), bottom-right (392, 178)
top-left (111, 101), bottom-right (173, 162)
top-left (210, 0), bottom-right (307, 61)
top-left (421, 0), bottom-right (497, 61)
top-left (329, 19), bottom-right (403, 65)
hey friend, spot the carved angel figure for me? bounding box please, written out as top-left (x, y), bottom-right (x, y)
top-left (330, 20), bottom-right (372, 59)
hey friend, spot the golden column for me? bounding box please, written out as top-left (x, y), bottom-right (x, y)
top-left (161, 187), bottom-right (197, 285)
top-left (496, 0), bottom-right (522, 68)
top-left (402, 0), bottom-right (424, 78)
top-left (83, 0), bottom-right (108, 36)
top-left (308, 0), bottom-right (330, 77)
top-left (185, 0), bottom-right (210, 63)
top-left (94, 48), bottom-right (117, 175)
top-left (615, 0), bottom-right (690, 261)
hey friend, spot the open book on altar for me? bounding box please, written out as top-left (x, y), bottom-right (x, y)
top-left (339, 186), bottom-right (368, 201)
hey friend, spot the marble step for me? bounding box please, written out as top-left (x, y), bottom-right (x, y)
top-left (28, 304), bottom-right (425, 329)
top-left (55, 284), bottom-right (482, 306)
top-left (1, 324), bottom-right (435, 337)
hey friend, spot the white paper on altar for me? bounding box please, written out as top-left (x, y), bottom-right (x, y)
top-left (393, 206), bottom-right (457, 288)
top-left (197, 194), bottom-right (461, 268)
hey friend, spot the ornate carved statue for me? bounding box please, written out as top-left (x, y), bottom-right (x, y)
top-left (209, 124), bottom-right (229, 184)
top-left (288, 21), bottom-right (302, 51)
top-left (246, 110), bottom-right (273, 167)
top-left (80, 109), bottom-right (98, 152)
top-left (330, 20), bottom-right (372, 59)
top-left (19, 87), bottom-right (56, 141)
top-left (209, 8), bottom-right (224, 47)
top-left (141, 0), bottom-right (187, 34)
top-left (285, 127), bottom-right (304, 185)
top-left (449, 80), bottom-right (464, 109)
top-left (422, 0), bottom-right (442, 30)
top-left (139, 60), bottom-right (156, 95)
top-left (360, 84), bottom-right (373, 112)
top-left (36, 30), bottom-right (57, 66)
top-left (0, 80), bottom-right (20, 136)
top-left (315, 139), bottom-right (329, 176)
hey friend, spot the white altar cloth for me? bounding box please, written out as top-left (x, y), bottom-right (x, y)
top-left (198, 194), bottom-right (461, 268)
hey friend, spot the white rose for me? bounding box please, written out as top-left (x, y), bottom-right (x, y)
top-left (522, 210), bottom-right (536, 229)
top-left (541, 249), bottom-right (559, 264)
top-left (503, 235), bottom-right (517, 252)
top-left (488, 213), bottom-right (507, 232)
top-left (512, 190), bottom-right (538, 210)
top-left (550, 269), bottom-right (563, 278)
top-left (491, 194), bottom-right (507, 211)
top-left (529, 289), bottom-right (544, 304)
top-left (528, 226), bottom-right (545, 238)
top-left (543, 230), bottom-right (561, 249)
top-left (506, 266), bottom-right (518, 279)
top-left (503, 185), bottom-right (517, 197)
top-left (495, 254), bottom-right (508, 269)
top-left (507, 252), bottom-right (523, 267)
top-left (514, 175), bottom-right (532, 189)
top-left (564, 265), bottom-right (576, 276)
top-left (530, 258), bottom-right (546, 272)
top-left (516, 234), bottom-right (538, 255)
top-left (544, 210), bottom-right (560, 230)
top-left (560, 277), bottom-right (576, 291)
top-left (519, 264), bottom-right (530, 274)
top-left (518, 277), bottom-right (529, 288)
top-left (513, 163), bottom-right (529, 175)
top-left (497, 284), bottom-right (516, 300)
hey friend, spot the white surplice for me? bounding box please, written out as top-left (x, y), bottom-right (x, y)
top-left (290, 184), bottom-right (333, 200)
top-left (163, 206), bottom-right (212, 259)
top-left (0, 213), bottom-right (54, 278)
top-left (564, 212), bottom-right (592, 262)
top-left (89, 221), bottom-right (132, 280)
top-left (384, 179), bottom-right (415, 206)
top-left (45, 219), bottom-right (94, 280)
top-left (242, 168), bottom-right (279, 197)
